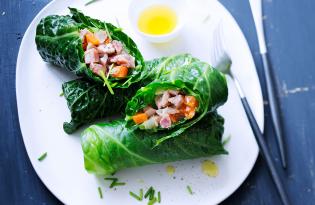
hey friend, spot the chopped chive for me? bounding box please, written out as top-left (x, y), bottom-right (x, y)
top-left (110, 182), bottom-right (126, 188)
top-left (38, 152), bottom-right (47, 161)
top-left (59, 92), bottom-right (64, 97)
top-left (187, 185), bottom-right (193, 195)
top-left (129, 191), bottom-right (141, 201)
top-left (157, 191), bottom-right (161, 203)
top-left (139, 189), bottom-right (143, 200)
top-left (98, 187), bottom-right (103, 199)
top-left (104, 177), bottom-right (125, 188)
top-left (85, 0), bottom-right (100, 6)
top-left (148, 197), bottom-right (157, 205)
top-left (104, 23), bottom-right (112, 40)
top-left (223, 135), bottom-right (231, 146)
top-left (99, 70), bottom-right (114, 95)
top-left (104, 177), bottom-right (118, 181)
top-left (144, 187), bottom-right (153, 199)
top-left (106, 64), bottom-right (114, 78)
top-left (149, 189), bottom-right (155, 200)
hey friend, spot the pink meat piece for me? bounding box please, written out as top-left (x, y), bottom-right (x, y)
top-left (97, 43), bottom-right (115, 55)
top-left (156, 107), bottom-right (178, 116)
top-left (168, 95), bottom-right (184, 108)
top-left (84, 48), bottom-right (99, 64)
top-left (109, 53), bottom-right (135, 68)
top-left (155, 95), bottom-right (162, 109)
top-left (160, 91), bottom-right (170, 108)
top-left (144, 106), bottom-right (156, 117)
top-left (90, 63), bottom-right (105, 75)
top-left (94, 30), bottom-right (108, 44)
top-left (79, 29), bottom-right (90, 40)
top-left (159, 116), bottom-right (172, 128)
top-left (100, 54), bottom-right (108, 67)
top-left (112, 40), bottom-right (123, 54)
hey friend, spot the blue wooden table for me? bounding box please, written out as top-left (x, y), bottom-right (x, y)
top-left (1, 0), bottom-right (314, 204)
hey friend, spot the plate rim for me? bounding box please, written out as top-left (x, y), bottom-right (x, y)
top-left (16, 0), bottom-right (264, 204)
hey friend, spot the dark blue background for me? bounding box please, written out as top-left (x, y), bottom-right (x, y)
top-left (1, 0), bottom-right (314, 204)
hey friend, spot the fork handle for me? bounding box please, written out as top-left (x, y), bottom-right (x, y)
top-left (241, 97), bottom-right (290, 205)
top-left (261, 53), bottom-right (287, 168)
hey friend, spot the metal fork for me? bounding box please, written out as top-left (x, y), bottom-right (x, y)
top-left (211, 22), bottom-right (290, 205)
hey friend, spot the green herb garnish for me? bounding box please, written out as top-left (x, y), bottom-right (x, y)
top-left (104, 177), bottom-right (125, 188)
top-left (223, 134), bottom-right (231, 146)
top-left (148, 197), bottom-right (157, 205)
top-left (98, 187), bottom-right (103, 199)
top-left (110, 182), bottom-right (126, 188)
top-left (157, 191), bottom-right (161, 203)
top-left (186, 185), bottom-right (193, 195)
top-left (104, 22), bottom-right (112, 40)
top-left (139, 189), bottom-right (143, 200)
top-left (149, 189), bottom-right (155, 200)
top-left (107, 64), bottom-right (114, 78)
top-left (59, 92), bottom-right (64, 97)
top-left (38, 152), bottom-right (47, 161)
top-left (85, 0), bottom-right (101, 6)
top-left (104, 177), bottom-right (118, 181)
top-left (129, 191), bottom-right (141, 201)
top-left (144, 187), bottom-right (153, 199)
top-left (99, 70), bottom-right (114, 95)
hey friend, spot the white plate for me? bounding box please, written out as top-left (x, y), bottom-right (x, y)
top-left (16, 0), bottom-right (264, 204)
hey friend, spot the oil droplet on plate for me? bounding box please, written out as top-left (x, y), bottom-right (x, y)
top-left (201, 160), bottom-right (218, 177)
top-left (166, 165), bottom-right (175, 175)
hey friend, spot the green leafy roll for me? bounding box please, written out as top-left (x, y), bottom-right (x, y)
top-left (62, 79), bottom-right (140, 134)
top-left (125, 60), bottom-right (228, 144)
top-left (36, 8), bottom-right (145, 92)
top-left (81, 112), bottom-right (227, 175)
top-left (62, 54), bottom-right (200, 134)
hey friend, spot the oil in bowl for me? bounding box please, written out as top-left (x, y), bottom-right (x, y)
top-left (137, 5), bottom-right (178, 35)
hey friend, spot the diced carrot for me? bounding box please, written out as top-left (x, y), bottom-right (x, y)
top-left (180, 105), bottom-right (196, 120)
top-left (86, 33), bottom-right (100, 46)
top-left (185, 106), bottom-right (196, 119)
top-left (132, 113), bottom-right (148, 124)
top-left (184, 96), bottom-right (198, 108)
top-left (111, 66), bottom-right (128, 78)
top-left (170, 113), bottom-right (185, 123)
top-left (169, 114), bottom-right (177, 123)
top-left (105, 37), bottom-right (111, 44)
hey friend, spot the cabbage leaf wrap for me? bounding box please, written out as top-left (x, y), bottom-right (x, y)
top-left (81, 112), bottom-right (227, 175)
top-left (62, 54), bottom-right (199, 133)
top-left (62, 79), bottom-right (140, 134)
top-left (125, 60), bottom-right (228, 144)
top-left (35, 8), bottom-right (145, 88)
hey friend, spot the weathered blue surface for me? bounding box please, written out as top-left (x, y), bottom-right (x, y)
top-left (0, 0), bottom-right (314, 204)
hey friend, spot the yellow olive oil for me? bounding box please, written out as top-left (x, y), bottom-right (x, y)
top-left (201, 160), bottom-right (219, 177)
top-left (166, 165), bottom-right (175, 175)
top-left (138, 5), bottom-right (178, 35)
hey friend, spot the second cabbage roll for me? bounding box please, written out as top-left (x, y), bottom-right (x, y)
top-left (82, 112), bottom-right (227, 175)
top-left (125, 60), bottom-right (228, 144)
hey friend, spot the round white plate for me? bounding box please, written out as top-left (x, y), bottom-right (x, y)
top-left (16, 0), bottom-right (264, 204)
